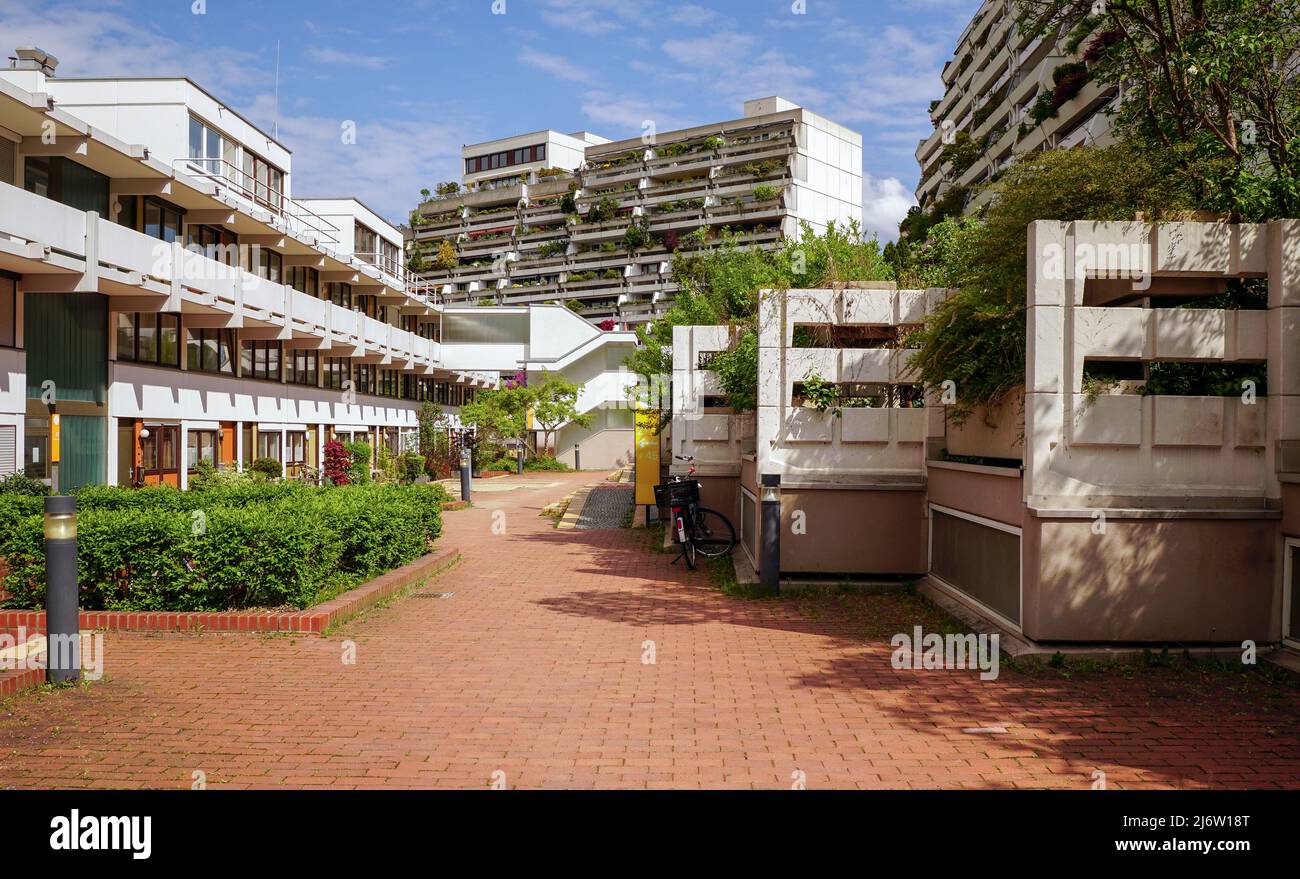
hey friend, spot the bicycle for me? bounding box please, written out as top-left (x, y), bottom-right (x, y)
top-left (653, 455), bottom-right (737, 570)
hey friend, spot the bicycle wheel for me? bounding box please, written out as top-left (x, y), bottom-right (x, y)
top-left (682, 530), bottom-right (698, 570)
top-left (692, 507), bottom-right (737, 558)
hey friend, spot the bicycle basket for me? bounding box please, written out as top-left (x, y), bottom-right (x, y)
top-left (654, 480), bottom-right (700, 509)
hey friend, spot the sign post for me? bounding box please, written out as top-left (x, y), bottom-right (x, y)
top-left (634, 409), bottom-right (660, 519)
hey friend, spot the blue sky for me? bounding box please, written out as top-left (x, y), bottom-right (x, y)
top-left (0, 0), bottom-right (979, 240)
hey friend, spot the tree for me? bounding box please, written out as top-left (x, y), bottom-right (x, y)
top-left (416, 401), bottom-right (446, 476)
top-left (625, 220), bottom-right (893, 411)
top-left (459, 383), bottom-right (533, 454)
top-left (530, 372), bottom-right (592, 456)
top-left (434, 239), bottom-right (458, 272)
top-left (1018, 0), bottom-right (1300, 219)
top-left (905, 141), bottom-right (1198, 419)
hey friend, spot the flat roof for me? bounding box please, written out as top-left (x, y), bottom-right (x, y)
top-left (52, 76), bottom-right (292, 154)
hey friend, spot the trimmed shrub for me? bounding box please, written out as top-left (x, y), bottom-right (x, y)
top-left (0, 483), bottom-right (449, 611)
top-left (251, 457), bottom-right (282, 479)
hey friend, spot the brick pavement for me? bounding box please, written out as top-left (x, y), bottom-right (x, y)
top-left (0, 469), bottom-right (1297, 790)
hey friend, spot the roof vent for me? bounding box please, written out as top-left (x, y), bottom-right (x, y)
top-left (11, 47), bottom-right (59, 76)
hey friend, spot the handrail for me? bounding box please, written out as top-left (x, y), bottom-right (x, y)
top-left (172, 157), bottom-right (340, 247)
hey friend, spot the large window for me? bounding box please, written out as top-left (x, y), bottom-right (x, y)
top-left (186, 429), bottom-right (217, 470)
top-left (187, 224), bottom-right (238, 266)
top-left (0, 274), bottom-right (15, 348)
top-left (240, 339), bottom-right (281, 381)
top-left (324, 357), bottom-right (349, 390)
top-left (256, 431), bottom-right (281, 462)
top-left (252, 246), bottom-right (284, 283)
top-left (188, 115), bottom-right (238, 180)
top-left (241, 150), bottom-right (284, 213)
top-left (325, 282), bottom-right (353, 308)
top-left (287, 348), bottom-right (318, 386)
top-left (140, 426), bottom-right (179, 474)
top-left (353, 363), bottom-right (378, 396)
top-left (285, 431), bottom-right (307, 470)
top-left (465, 143), bottom-right (545, 175)
top-left (23, 156), bottom-right (110, 215)
top-left (143, 198), bottom-right (185, 244)
top-left (186, 328), bottom-right (236, 374)
top-left (287, 266), bottom-right (319, 296)
top-left (117, 313), bottom-right (181, 367)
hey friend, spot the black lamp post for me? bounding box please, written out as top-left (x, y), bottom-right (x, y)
top-left (43, 495), bottom-right (79, 684)
top-left (459, 446), bottom-right (472, 504)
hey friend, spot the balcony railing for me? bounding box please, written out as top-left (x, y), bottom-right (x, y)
top-left (173, 157), bottom-right (340, 247)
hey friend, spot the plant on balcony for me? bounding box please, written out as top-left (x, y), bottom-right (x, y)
top-left (536, 239), bottom-right (568, 258)
top-left (1050, 61), bottom-right (1089, 109)
top-left (587, 195), bottom-right (622, 224)
top-left (601, 268), bottom-right (622, 280)
top-left (566, 298), bottom-right (587, 310)
top-left (477, 297), bottom-right (497, 306)
top-left (703, 135), bottom-right (726, 151)
top-left (434, 239), bottom-right (459, 272)
top-left (798, 372), bottom-right (842, 417)
top-left (661, 142), bottom-right (691, 157)
top-left (661, 229), bottom-right (681, 251)
top-left (560, 185), bottom-right (579, 215)
top-left (435, 181), bottom-right (461, 197)
top-left (537, 167), bottom-right (570, 179)
top-left (568, 271), bottom-right (597, 283)
top-left (420, 187), bottom-right (432, 202)
top-left (621, 218), bottom-right (650, 252)
top-left (1021, 0), bottom-right (1300, 219)
top-left (597, 319), bottom-right (616, 331)
top-left (752, 184), bottom-right (780, 202)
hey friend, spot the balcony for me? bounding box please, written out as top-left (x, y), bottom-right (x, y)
top-left (171, 157), bottom-right (340, 248)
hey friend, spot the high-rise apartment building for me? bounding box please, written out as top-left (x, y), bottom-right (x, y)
top-left (0, 46), bottom-right (637, 487)
top-left (408, 97), bottom-right (863, 329)
top-left (914, 0), bottom-right (1120, 215)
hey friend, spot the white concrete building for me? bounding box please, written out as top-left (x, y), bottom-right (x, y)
top-left (915, 0), bottom-right (1119, 214)
top-left (462, 129), bottom-right (610, 192)
top-left (410, 97), bottom-right (864, 329)
top-left (0, 47), bottom-right (636, 488)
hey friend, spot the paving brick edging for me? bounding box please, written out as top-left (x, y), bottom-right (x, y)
top-left (0, 666), bottom-right (45, 699)
top-left (441, 500), bottom-right (470, 511)
top-left (0, 547), bottom-right (461, 639)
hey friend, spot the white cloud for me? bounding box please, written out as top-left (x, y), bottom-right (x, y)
top-left (861, 174), bottom-right (916, 243)
top-left (0, 0), bottom-right (269, 91)
top-left (305, 46), bottom-right (391, 70)
top-left (518, 47), bottom-right (593, 84)
top-left (242, 94), bottom-right (471, 226)
top-left (579, 89), bottom-right (684, 135)
top-left (668, 3), bottom-right (717, 26)
top-left (538, 0), bottom-right (649, 36)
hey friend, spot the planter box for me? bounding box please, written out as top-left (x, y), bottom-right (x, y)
top-left (946, 387), bottom-right (1024, 460)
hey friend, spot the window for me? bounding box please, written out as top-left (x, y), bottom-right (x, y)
top-left (378, 369), bottom-right (400, 398)
top-left (116, 313), bottom-right (181, 367)
top-left (324, 357), bottom-right (349, 390)
top-left (242, 151), bottom-right (284, 213)
top-left (240, 339), bottom-right (281, 381)
top-left (285, 432), bottom-right (307, 469)
top-left (186, 328), bottom-right (235, 374)
top-left (143, 198), bottom-right (185, 244)
top-left (325, 282), bottom-right (353, 308)
top-left (256, 431), bottom-right (281, 462)
top-left (186, 430), bottom-right (217, 470)
top-left (140, 426), bottom-right (179, 474)
top-left (187, 224), bottom-right (238, 266)
top-left (465, 143), bottom-right (546, 175)
top-left (0, 274), bottom-right (15, 348)
top-left (287, 266), bottom-right (319, 296)
top-left (188, 116), bottom-right (238, 180)
top-left (287, 348), bottom-right (318, 386)
top-left (253, 246), bottom-right (283, 283)
top-left (353, 363), bottom-right (377, 396)
top-left (355, 224), bottom-right (379, 261)
top-left (23, 156), bottom-right (110, 215)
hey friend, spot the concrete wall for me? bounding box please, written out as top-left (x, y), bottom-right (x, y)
top-left (1024, 515), bottom-right (1277, 642)
top-left (781, 488), bottom-right (927, 575)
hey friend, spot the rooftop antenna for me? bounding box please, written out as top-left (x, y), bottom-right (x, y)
top-left (272, 39), bottom-right (280, 139)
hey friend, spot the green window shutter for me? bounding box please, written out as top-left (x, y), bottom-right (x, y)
top-left (25, 292), bottom-right (107, 403)
top-left (59, 414), bottom-right (106, 490)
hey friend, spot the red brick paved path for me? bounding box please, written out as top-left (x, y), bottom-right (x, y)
top-left (1, 470), bottom-right (1297, 789)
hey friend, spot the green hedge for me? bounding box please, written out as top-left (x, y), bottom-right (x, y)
top-left (0, 483), bottom-right (449, 612)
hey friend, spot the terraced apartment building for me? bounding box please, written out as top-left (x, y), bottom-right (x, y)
top-left (0, 46), bottom-right (638, 487)
top-left (407, 97), bottom-right (863, 330)
top-left (915, 0), bottom-right (1119, 215)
